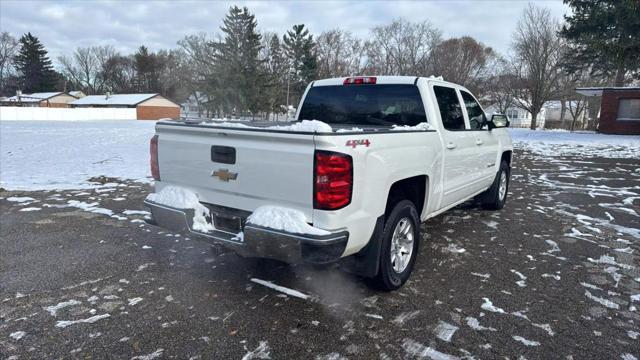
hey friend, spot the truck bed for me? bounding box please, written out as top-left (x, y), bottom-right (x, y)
top-left (159, 119), bottom-right (432, 134)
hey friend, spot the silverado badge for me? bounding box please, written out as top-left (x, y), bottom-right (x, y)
top-left (212, 168), bottom-right (238, 182)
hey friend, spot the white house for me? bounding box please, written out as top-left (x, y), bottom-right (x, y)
top-left (543, 100), bottom-right (587, 125)
top-left (181, 92), bottom-right (210, 118)
top-left (484, 101), bottom-right (546, 129)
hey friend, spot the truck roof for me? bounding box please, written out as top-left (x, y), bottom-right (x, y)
top-left (312, 75), bottom-right (458, 87)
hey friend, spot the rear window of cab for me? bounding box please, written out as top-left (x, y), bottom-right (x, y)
top-left (298, 84), bottom-right (427, 127)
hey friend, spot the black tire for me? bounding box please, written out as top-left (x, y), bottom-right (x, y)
top-left (481, 160), bottom-right (510, 210)
top-left (373, 200), bottom-right (421, 291)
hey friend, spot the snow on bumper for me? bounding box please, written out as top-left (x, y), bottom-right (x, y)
top-left (143, 194), bottom-right (348, 264)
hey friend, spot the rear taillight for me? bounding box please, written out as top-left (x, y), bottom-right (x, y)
top-left (314, 151), bottom-right (352, 210)
top-left (343, 76), bottom-right (377, 85)
top-left (150, 135), bottom-right (160, 181)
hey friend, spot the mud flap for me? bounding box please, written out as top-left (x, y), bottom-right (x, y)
top-left (340, 215), bottom-right (385, 278)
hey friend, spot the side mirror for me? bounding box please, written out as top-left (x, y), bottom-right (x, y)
top-left (488, 114), bottom-right (510, 130)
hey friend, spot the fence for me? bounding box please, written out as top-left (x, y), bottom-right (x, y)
top-left (0, 107), bottom-right (137, 121)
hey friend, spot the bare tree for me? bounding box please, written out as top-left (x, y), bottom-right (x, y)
top-left (58, 46), bottom-right (113, 94)
top-left (429, 36), bottom-right (496, 92)
top-left (365, 19), bottom-right (442, 75)
top-left (484, 57), bottom-right (516, 114)
top-left (0, 32), bottom-right (19, 94)
top-left (510, 4), bottom-right (563, 130)
top-left (567, 95), bottom-right (588, 131)
top-left (179, 33), bottom-right (221, 116)
top-left (316, 29), bottom-right (366, 78)
top-left (101, 54), bottom-right (136, 93)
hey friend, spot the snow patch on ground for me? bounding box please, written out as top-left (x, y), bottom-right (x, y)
top-left (247, 205), bottom-right (330, 236)
top-left (9, 331), bottom-right (25, 340)
top-left (401, 338), bottom-right (458, 360)
top-left (0, 120), bottom-right (154, 190)
top-left (433, 321), bottom-right (458, 342)
top-left (443, 244), bottom-right (466, 254)
top-left (392, 311), bottom-right (421, 325)
top-left (512, 335), bottom-right (540, 346)
top-left (250, 278), bottom-right (310, 300)
top-left (584, 290), bottom-right (619, 309)
top-left (55, 314), bottom-right (110, 328)
top-left (466, 317), bottom-right (496, 331)
top-left (481, 298), bottom-right (506, 314)
top-left (131, 349), bottom-right (164, 360)
top-left (66, 200), bottom-right (114, 216)
top-left (44, 299), bottom-right (82, 316)
top-left (19, 207), bottom-right (41, 212)
top-left (510, 270), bottom-right (527, 288)
top-left (6, 196), bottom-right (36, 203)
top-left (588, 255), bottom-right (633, 269)
top-left (128, 297), bottom-right (143, 306)
top-left (241, 341), bottom-right (270, 360)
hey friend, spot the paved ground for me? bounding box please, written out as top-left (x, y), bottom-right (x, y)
top-left (1, 150), bottom-right (638, 359)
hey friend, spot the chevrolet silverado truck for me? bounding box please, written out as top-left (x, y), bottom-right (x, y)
top-left (144, 76), bottom-right (513, 290)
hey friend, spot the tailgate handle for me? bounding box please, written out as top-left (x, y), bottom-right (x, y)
top-left (211, 146), bottom-right (236, 164)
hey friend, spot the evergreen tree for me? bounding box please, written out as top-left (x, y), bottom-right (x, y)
top-left (264, 34), bottom-right (288, 117)
top-left (283, 24), bottom-right (317, 107)
top-left (134, 45), bottom-right (158, 92)
top-left (214, 6), bottom-right (264, 117)
top-left (14, 33), bottom-right (56, 92)
top-left (560, 0), bottom-right (640, 86)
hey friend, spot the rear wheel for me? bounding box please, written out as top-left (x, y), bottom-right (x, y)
top-left (374, 200), bottom-right (420, 291)
top-left (481, 160), bottom-right (510, 210)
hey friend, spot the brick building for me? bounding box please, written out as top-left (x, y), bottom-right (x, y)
top-left (70, 93), bottom-right (180, 120)
top-left (576, 87), bottom-right (640, 135)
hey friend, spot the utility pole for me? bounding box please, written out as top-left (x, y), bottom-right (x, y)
top-left (286, 67), bottom-right (291, 109)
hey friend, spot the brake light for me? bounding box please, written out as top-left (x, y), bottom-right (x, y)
top-left (343, 76), bottom-right (377, 85)
top-left (150, 135), bottom-right (160, 181)
top-left (314, 151), bottom-right (352, 210)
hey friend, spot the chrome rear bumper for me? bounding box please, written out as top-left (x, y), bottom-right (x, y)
top-left (143, 199), bottom-right (349, 264)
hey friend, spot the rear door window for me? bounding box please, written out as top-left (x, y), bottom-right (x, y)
top-left (461, 90), bottom-right (487, 130)
top-left (433, 86), bottom-right (466, 131)
top-left (298, 84), bottom-right (427, 127)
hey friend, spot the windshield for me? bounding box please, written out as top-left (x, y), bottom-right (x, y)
top-left (298, 84), bottom-right (428, 127)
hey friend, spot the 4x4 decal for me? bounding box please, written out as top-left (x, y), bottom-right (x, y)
top-left (346, 139), bottom-right (371, 148)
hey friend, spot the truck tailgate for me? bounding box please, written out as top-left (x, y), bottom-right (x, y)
top-left (155, 123), bottom-right (316, 220)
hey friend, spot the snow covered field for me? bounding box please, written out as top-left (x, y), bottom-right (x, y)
top-left (509, 128), bottom-right (640, 159)
top-left (1, 120), bottom-right (638, 191)
top-left (0, 120), bottom-right (155, 190)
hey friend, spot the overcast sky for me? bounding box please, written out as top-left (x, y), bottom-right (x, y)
top-left (0, 0), bottom-right (570, 62)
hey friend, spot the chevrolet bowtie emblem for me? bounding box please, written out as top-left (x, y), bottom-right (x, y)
top-left (212, 168), bottom-right (238, 182)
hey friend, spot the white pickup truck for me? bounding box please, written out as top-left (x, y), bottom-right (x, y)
top-left (145, 76), bottom-right (513, 290)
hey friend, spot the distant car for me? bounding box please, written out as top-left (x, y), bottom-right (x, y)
top-left (145, 76), bottom-right (513, 290)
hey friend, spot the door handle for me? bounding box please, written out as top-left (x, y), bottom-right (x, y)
top-left (446, 142), bottom-right (456, 150)
top-left (475, 139), bottom-right (483, 145)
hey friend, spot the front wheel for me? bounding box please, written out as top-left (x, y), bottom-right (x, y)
top-left (480, 160), bottom-right (510, 210)
top-left (373, 200), bottom-right (421, 291)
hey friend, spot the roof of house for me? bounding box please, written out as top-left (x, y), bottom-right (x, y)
top-left (576, 87), bottom-right (640, 97)
top-left (2, 92), bottom-right (64, 102)
top-left (71, 94), bottom-right (160, 106)
top-left (68, 91), bottom-right (85, 97)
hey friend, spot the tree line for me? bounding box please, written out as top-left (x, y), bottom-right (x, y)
top-left (0, 0), bottom-right (638, 127)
